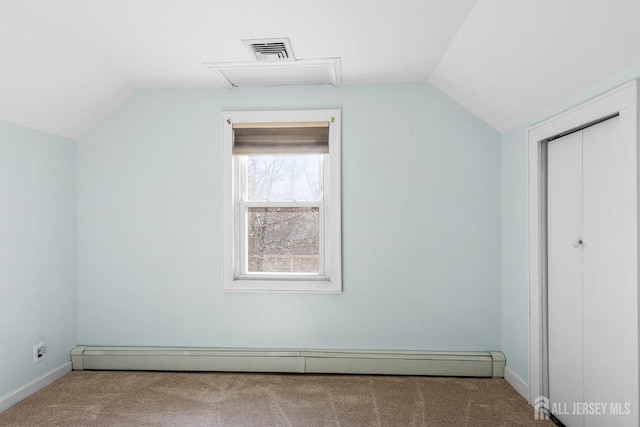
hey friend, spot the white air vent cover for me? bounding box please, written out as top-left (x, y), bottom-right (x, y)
top-left (243, 38), bottom-right (296, 62)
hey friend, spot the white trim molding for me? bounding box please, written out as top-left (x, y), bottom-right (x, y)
top-left (527, 80), bottom-right (639, 425)
top-left (0, 362), bottom-right (72, 413)
top-left (504, 366), bottom-right (528, 400)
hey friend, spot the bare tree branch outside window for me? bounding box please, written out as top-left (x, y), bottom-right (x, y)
top-left (248, 207), bottom-right (319, 273)
top-left (248, 155), bottom-right (321, 201)
top-left (246, 155), bottom-right (322, 273)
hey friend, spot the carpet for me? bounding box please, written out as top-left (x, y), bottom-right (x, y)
top-left (0, 371), bottom-right (554, 426)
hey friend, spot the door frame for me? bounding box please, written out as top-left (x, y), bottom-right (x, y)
top-left (527, 80), bottom-right (639, 424)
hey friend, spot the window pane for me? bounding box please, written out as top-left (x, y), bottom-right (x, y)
top-left (247, 207), bottom-right (319, 273)
top-left (247, 155), bottom-right (321, 201)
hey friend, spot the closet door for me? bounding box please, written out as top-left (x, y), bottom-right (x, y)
top-left (548, 130), bottom-right (584, 427)
top-left (582, 116), bottom-right (622, 427)
top-left (547, 116), bottom-right (623, 427)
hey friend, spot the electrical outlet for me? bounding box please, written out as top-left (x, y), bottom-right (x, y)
top-left (33, 340), bottom-right (47, 364)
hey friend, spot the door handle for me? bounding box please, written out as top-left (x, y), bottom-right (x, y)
top-left (572, 238), bottom-right (583, 248)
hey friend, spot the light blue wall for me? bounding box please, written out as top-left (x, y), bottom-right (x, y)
top-left (77, 83), bottom-right (502, 351)
top-left (500, 67), bottom-right (640, 383)
top-left (0, 120), bottom-right (76, 398)
top-left (500, 126), bottom-right (529, 381)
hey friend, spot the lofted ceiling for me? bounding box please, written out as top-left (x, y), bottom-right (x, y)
top-left (1, 0), bottom-right (639, 139)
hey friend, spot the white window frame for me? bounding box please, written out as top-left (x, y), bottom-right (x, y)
top-left (222, 109), bottom-right (342, 293)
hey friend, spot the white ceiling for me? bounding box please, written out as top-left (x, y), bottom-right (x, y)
top-left (1, 0), bottom-right (639, 139)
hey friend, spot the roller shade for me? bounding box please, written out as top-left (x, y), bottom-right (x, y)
top-left (233, 121), bottom-right (329, 155)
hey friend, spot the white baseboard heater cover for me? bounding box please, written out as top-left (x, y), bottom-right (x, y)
top-left (71, 347), bottom-right (505, 378)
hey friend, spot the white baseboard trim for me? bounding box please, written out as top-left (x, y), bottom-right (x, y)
top-left (504, 365), bottom-right (529, 400)
top-left (0, 362), bottom-right (72, 413)
top-left (71, 346), bottom-right (506, 378)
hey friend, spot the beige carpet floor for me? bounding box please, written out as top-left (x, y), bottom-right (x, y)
top-left (0, 371), bottom-right (554, 427)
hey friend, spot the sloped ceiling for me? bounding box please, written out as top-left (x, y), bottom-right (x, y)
top-left (430, 0), bottom-right (640, 132)
top-left (1, 0), bottom-right (639, 139)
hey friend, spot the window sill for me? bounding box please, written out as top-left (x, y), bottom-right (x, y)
top-left (223, 278), bottom-right (341, 294)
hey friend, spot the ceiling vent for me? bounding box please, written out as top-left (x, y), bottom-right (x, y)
top-left (244, 38), bottom-right (296, 62)
top-left (204, 38), bottom-right (341, 88)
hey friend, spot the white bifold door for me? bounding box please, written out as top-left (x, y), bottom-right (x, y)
top-left (548, 116), bottom-right (623, 427)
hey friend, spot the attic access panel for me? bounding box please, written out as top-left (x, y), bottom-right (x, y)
top-left (205, 59), bottom-right (342, 88)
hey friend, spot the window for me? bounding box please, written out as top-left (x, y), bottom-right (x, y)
top-left (222, 110), bottom-right (341, 292)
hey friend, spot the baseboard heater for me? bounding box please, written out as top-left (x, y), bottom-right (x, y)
top-left (71, 347), bottom-right (505, 378)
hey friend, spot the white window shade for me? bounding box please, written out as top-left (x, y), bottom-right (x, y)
top-left (233, 122), bottom-right (329, 155)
